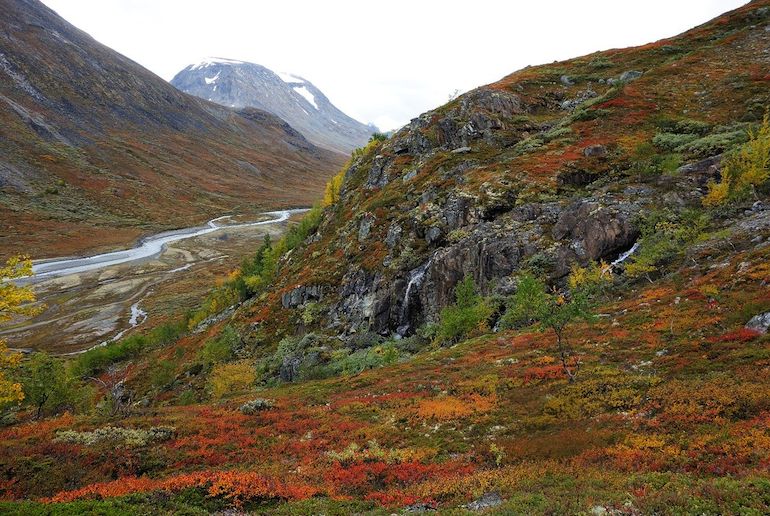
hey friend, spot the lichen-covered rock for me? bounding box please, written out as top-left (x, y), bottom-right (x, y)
top-left (358, 213), bottom-right (375, 241)
top-left (746, 312), bottom-right (770, 334)
top-left (281, 285), bottom-right (325, 308)
top-left (385, 223), bottom-right (403, 249)
top-left (619, 70), bottom-right (643, 82)
top-left (240, 398), bottom-right (275, 414)
top-left (467, 492), bottom-right (503, 511)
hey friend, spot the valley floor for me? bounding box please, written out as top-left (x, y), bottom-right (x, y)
top-left (0, 212), bottom-right (305, 354)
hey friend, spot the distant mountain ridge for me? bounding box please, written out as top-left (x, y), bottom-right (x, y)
top-left (0, 0), bottom-right (342, 259)
top-left (171, 58), bottom-right (375, 154)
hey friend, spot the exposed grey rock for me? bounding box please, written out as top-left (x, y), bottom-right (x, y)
top-left (451, 146), bottom-right (472, 154)
top-left (467, 492), bottom-right (503, 511)
top-left (279, 355), bottom-right (303, 382)
top-left (366, 158), bottom-right (389, 189)
top-left (559, 88), bottom-right (598, 111)
top-left (432, 88), bottom-right (524, 148)
top-left (392, 115), bottom-right (434, 155)
top-left (421, 188), bottom-right (438, 204)
top-left (333, 268), bottom-right (390, 332)
top-left (425, 226), bottom-right (444, 245)
top-left (240, 398), bottom-right (274, 414)
top-left (442, 195), bottom-right (477, 229)
top-left (278, 336), bottom-right (328, 382)
top-left (583, 144), bottom-right (607, 157)
top-left (677, 155), bottom-right (722, 187)
top-left (619, 70), bottom-right (643, 82)
top-left (385, 223), bottom-right (403, 249)
top-left (552, 199), bottom-right (640, 260)
top-left (192, 306), bottom-right (236, 334)
top-left (746, 312), bottom-right (770, 334)
top-left (281, 285), bottom-right (325, 308)
top-left (404, 502), bottom-right (437, 512)
top-left (358, 213), bottom-right (375, 241)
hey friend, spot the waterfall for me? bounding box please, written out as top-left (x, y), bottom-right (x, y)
top-left (611, 242), bottom-right (640, 268)
top-left (397, 260), bottom-right (431, 335)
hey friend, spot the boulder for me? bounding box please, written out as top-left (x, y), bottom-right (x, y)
top-left (619, 70), bottom-right (643, 82)
top-left (677, 155), bottom-right (722, 187)
top-left (467, 492), bottom-right (503, 511)
top-left (559, 88), bottom-right (598, 111)
top-left (240, 398), bottom-right (274, 414)
top-left (746, 312), bottom-right (770, 334)
top-left (583, 144), bottom-right (607, 157)
top-left (433, 88), bottom-right (524, 147)
top-left (552, 200), bottom-right (640, 260)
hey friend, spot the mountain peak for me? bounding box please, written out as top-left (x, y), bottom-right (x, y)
top-left (171, 58), bottom-right (373, 153)
top-left (276, 71), bottom-right (306, 84)
top-left (187, 56), bottom-right (246, 70)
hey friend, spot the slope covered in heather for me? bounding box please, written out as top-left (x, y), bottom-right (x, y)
top-left (2, 1), bottom-right (770, 514)
top-left (0, 0), bottom-right (342, 259)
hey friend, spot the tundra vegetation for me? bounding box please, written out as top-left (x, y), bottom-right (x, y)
top-left (3, 2), bottom-right (770, 514)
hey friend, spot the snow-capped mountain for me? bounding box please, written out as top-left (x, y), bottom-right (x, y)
top-left (171, 58), bottom-right (375, 154)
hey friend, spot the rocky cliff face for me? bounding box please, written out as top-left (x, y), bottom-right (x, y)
top-left (171, 59), bottom-right (374, 154)
top-left (237, 0), bottom-right (770, 344)
top-left (0, 0), bottom-right (342, 259)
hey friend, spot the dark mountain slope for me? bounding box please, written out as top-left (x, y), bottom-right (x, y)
top-left (171, 59), bottom-right (374, 154)
top-left (0, 0), bottom-right (343, 259)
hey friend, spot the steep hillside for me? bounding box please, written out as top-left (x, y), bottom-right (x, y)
top-left (3, 1), bottom-right (770, 514)
top-left (171, 59), bottom-right (375, 154)
top-left (0, 0), bottom-right (343, 259)
top-left (234, 0), bottom-right (770, 341)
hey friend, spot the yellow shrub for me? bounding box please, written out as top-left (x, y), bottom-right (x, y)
top-left (703, 178), bottom-right (729, 206)
top-left (208, 360), bottom-right (256, 399)
top-left (1, 256), bottom-right (41, 406)
top-left (323, 168), bottom-right (345, 207)
top-left (704, 113), bottom-right (770, 206)
top-left (568, 260), bottom-right (611, 289)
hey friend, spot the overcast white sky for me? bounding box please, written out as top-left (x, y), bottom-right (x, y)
top-left (41, 0), bottom-right (747, 131)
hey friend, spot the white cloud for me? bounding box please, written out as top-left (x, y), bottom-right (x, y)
top-left (41, 0), bottom-right (748, 131)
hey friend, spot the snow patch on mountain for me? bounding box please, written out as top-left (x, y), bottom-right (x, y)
top-left (277, 71), bottom-right (303, 83)
top-left (171, 59), bottom-right (375, 152)
top-left (293, 86), bottom-right (318, 109)
top-left (191, 57), bottom-right (244, 70)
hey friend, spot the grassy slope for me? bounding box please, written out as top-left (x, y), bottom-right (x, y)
top-left (2, 1), bottom-right (770, 514)
top-left (2, 232), bottom-right (770, 513)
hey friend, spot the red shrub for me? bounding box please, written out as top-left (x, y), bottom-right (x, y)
top-left (708, 328), bottom-right (761, 344)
